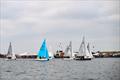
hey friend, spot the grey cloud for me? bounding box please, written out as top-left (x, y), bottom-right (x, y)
top-left (0, 0), bottom-right (120, 53)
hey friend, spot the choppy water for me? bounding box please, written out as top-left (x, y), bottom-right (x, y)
top-left (0, 58), bottom-right (120, 80)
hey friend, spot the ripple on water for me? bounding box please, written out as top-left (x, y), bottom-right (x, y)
top-left (0, 58), bottom-right (120, 80)
top-left (87, 78), bottom-right (97, 80)
top-left (15, 71), bottom-right (26, 76)
top-left (72, 77), bottom-right (80, 80)
top-left (21, 77), bottom-right (30, 80)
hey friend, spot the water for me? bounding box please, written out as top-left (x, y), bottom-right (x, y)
top-left (0, 58), bottom-right (120, 80)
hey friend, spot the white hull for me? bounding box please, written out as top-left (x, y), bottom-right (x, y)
top-left (7, 54), bottom-right (16, 60)
top-left (12, 54), bottom-right (16, 60)
top-left (63, 57), bottom-right (73, 60)
top-left (35, 58), bottom-right (49, 61)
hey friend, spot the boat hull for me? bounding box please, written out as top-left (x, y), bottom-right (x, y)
top-left (54, 55), bottom-right (70, 58)
top-left (74, 58), bottom-right (91, 60)
top-left (7, 57), bottom-right (12, 59)
top-left (63, 58), bottom-right (73, 60)
top-left (35, 58), bottom-right (49, 61)
top-left (74, 56), bottom-right (92, 60)
top-left (6, 58), bottom-right (16, 61)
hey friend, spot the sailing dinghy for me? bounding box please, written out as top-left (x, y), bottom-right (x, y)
top-left (6, 42), bottom-right (16, 60)
top-left (36, 39), bottom-right (49, 61)
top-left (64, 41), bottom-right (73, 60)
top-left (74, 37), bottom-right (93, 60)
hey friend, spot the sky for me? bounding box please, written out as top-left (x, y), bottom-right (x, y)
top-left (0, 0), bottom-right (120, 54)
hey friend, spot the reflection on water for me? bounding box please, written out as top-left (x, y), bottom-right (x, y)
top-left (0, 58), bottom-right (120, 80)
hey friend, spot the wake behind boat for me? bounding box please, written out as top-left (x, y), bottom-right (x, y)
top-left (36, 39), bottom-right (49, 61)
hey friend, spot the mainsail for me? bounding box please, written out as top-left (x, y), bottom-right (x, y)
top-left (78, 36), bottom-right (86, 56)
top-left (37, 39), bottom-right (49, 60)
top-left (64, 41), bottom-right (72, 57)
top-left (78, 36), bottom-right (92, 58)
top-left (87, 43), bottom-right (94, 58)
top-left (6, 42), bottom-right (16, 59)
top-left (7, 42), bottom-right (12, 58)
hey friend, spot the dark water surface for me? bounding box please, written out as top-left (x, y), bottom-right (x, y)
top-left (0, 58), bottom-right (120, 80)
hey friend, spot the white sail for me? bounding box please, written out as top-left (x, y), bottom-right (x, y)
top-left (48, 46), bottom-right (54, 59)
top-left (84, 44), bottom-right (91, 59)
top-left (6, 42), bottom-right (12, 58)
top-left (12, 53), bottom-right (16, 59)
top-left (49, 52), bottom-right (54, 59)
top-left (78, 36), bottom-right (86, 56)
top-left (78, 36), bottom-right (93, 59)
top-left (64, 41), bottom-right (73, 58)
top-left (87, 43), bottom-right (94, 58)
top-left (6, 42), bottom-right (16, 60)
top-left (64, 46), bottom-right (71, 57)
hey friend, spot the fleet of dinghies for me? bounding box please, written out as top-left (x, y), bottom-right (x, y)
top-left (5, 37), bottom-right (94, 61)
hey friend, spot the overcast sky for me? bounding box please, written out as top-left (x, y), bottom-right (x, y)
top-left (0, 0), bottom-right (120, 53)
